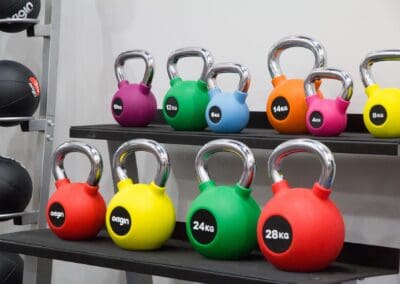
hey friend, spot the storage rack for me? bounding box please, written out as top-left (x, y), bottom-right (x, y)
top-left (0, 0), bottom-right (60, 284)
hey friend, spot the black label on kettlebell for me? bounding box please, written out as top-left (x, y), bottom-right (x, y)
top-left (369, 105), bottom-right (387, 126)
top-left (309, 111), bottom-right (323, 128)
top-left (165, 97), bottom-right (179, 117)
top-left (48, 203), bottom-right (65, 227)
top-left (262, 215), bottom-right (292, 253)
top-left (208, 106), bottom-right (222, 123)
top-left (112, 98), bottom-right (124, 116)
top-left (271, 96), bottom-right (290, 120)
top-left (191, 209), bottom-right (217, 244)
top-left (110, 206), bottom-right (131, 236)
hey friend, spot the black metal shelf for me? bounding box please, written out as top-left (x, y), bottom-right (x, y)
top-left (70, 112), bottom-right (400, 156)
top-left (0, 226), bottom-right (397, 284)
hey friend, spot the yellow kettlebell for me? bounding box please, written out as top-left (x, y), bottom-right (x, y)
top-left (361, 50), bottom-right (400, 138)
top-left (106, 139), bottom-right (176, 250)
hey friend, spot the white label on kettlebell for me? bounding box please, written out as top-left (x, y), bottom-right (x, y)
top-left (112, 98), bottom-right (124, 116)
top-left (369, 105), bottom-right (387, 126)
top-left (271, 96), bottom-right (290, 120)
top-left (208, 106), bottom-right (222, 123)
top-left (309, 111), bottom-right (323, 128)
top-left (110, 206), bottom-right (131, 236)
top-left (165, 97), bottom-right (179, 117)
top-left (11, 1), bottom-right (34, 19)
top-left (190, 209), bottom-right (217, 244)
top-left (262, 215), bottom-right (292, 253)
top-left (48, 202), bottom-right (65, 227)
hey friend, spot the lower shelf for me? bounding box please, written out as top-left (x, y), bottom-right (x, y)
top-left (0, 229), bottom-right (397, 284)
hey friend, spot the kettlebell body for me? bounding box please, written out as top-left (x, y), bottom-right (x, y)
top-left (107, 139), bottom-right (176, 250)
top-left (46, 142), bottom-right (106, 240)
top-left (112, 50), bottom-right (157, 127)
top-left (187, 139), bottom-right (260, 259)
top-left (360, 50), bottom-right (400, 138)
top-left (187, 181), bottom-right (259, 259)
top-left (205, 63), bottom-right (250, 133)
top-left (266, 36), bottom-right (327, 134)
top-left (257, 139), bottom-right (345, 272)
top-left (162, 47), bottom-right (214, 131)
top-left (47, 179), bottom-right (106, 240)
top-left (305, 68), bottom-right (353, 136)
top-left (0, 0), bottom-right (41, 33)
top-left (163, 78), bottom-right (209, 130)
top-left (257, 180), bottom-right (344, 271)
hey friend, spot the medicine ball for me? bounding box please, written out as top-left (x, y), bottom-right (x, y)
top-left (0, 60), bottom-right (40, 126)
top-left (0, 156), bottom-right (32, 214)
top-left (0, 252), bottom-right (23, 284)
top-left (0, 0), bottom-right (41, 33)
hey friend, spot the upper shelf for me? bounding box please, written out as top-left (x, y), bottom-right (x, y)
top-left (70, 111), bottom-right (400, 156)
top-left (0, 227), bottom-right (396, 284)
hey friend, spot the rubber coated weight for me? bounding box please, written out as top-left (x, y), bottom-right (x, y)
top-left (257, 139), bottom-right (345, 272)
top-left (186, 139), bottom-right (261, 259)
top-left (106, 139), bottom-right (175, 250)
top-left (46, 142), bottom-right (106, 240)
top-left (360, 50), bottom-right (400, 138)
top-left (0, 60), bottom-right (40, 126)
top-left (266, 36), bottom-right (327, 134)
top-left (0, 156), bottom-right (32, 214)
top-left (0, 0), bottom-right (41, 33)
top-left (162, 47), bottom-right (214, 131)
top-left (205, 63), bottom-right (251, 133)
top-left (304, 68), bottom-right (353, 136)
top-left (111, 50), bottom-right (157, 127)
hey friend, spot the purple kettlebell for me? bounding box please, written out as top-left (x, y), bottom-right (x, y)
top-left (111, 50), bottom-right (157, 127)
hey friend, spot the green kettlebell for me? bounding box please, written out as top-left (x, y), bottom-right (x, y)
top-left (186, 139), bottom-right (261, 259)
top-left (162, 47), bottom-right (214, 131)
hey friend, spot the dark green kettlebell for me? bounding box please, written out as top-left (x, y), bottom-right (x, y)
top-left (162, 47), bottom-right (214, 131)
top-left (186, 139), bottom-right (261, 259)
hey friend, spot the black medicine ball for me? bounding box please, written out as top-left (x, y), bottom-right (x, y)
top-left (0, 60), bottom-right (40, 126)
top-left (0, 252), bottom-right (23, 284)
top-left (0, 156), bottom-right (32, 214)
top-left (0, 0), bottom-right (41, 33)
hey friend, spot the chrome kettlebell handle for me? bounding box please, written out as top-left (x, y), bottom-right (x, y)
top-left (268, 35), bottom-right (327, 79)
top-left (268, 139), bottom-right (335, 189)
top-left (206, 63), bottom-right (251, 93)
top-left (114, 49), bottom-right (155, 86)
top-left (195, 139), bottom-right (255, 189)
top-left (304, 68), bottom-right (353, 101)
top-left (113, 139), bottom-right (170, 188)
top-left (53, 141), bottom-right (103, 186)
top-left (167, 47), bottom-right (214, 82)
top-left (360, 50), bottom-right (400, 87)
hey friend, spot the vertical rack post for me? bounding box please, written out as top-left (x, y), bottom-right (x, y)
top-left (22, 0), bottom-right (61, 283)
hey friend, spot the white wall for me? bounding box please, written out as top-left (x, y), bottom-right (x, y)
top-left (2, 0), bottom-right (400, 283)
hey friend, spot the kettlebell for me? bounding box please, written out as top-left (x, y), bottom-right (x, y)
top-left (305, 68), bottom-right (353, 136)
top-left (162, 47), bottom-right (214, 131)
top-left (106, 139), bottom-right (175, 250)
top-left (266, 36), bottom-right (327, 134)
top-left (205, 63), bottom-right (250, 133)
top-left (0, 0), bottom-right (40, 33)
top-left (111, 50), bottom-right (157, 127)
top-left (257, 139), bottom-right (345, 272)
top-left (360, 50), bottom-right (400, 137)
top-left (186, 139), bottom-right (261, 259)
top-left (46, 142), bottom-right (106, 240)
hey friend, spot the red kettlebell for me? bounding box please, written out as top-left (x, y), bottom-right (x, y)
top-left (46, 141), bottom-right (106, 240)
top-left (257, 139), bottom-right (345, 272)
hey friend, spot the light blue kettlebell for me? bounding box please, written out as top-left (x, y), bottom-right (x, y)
top-left (205, 63), bottom-right (251, 133)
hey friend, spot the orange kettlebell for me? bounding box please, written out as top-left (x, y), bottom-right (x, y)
top-left (266, 35), bottom-right (327, 134)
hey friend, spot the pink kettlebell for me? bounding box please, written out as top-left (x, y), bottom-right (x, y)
top-left (111, 50), bottom-right (157, 127)
top-left (305, 68), bottom-right (353, 136)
